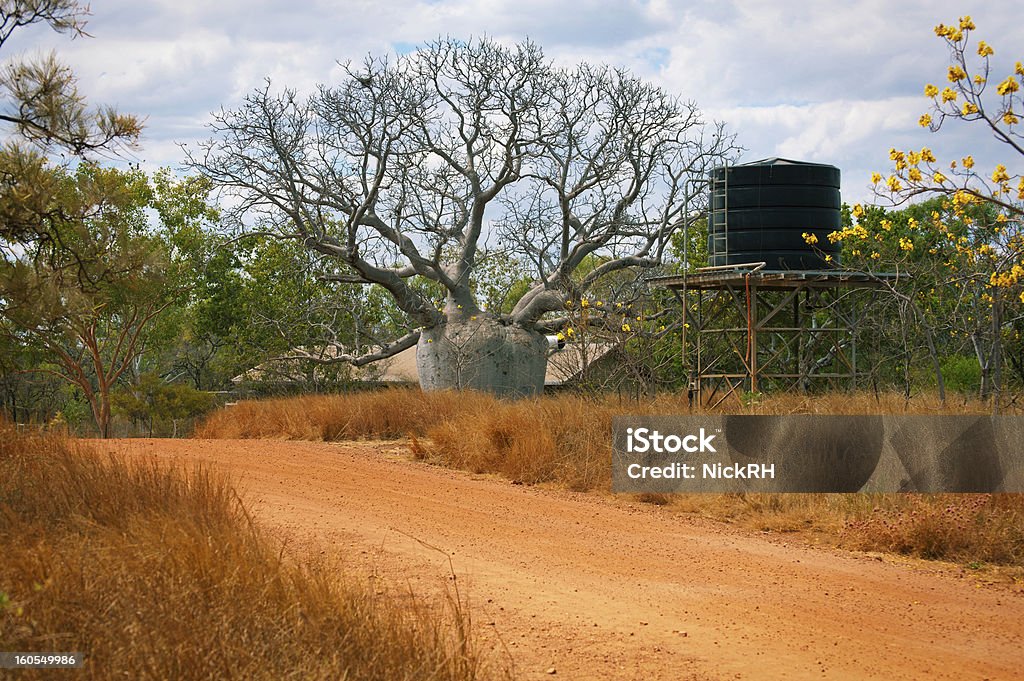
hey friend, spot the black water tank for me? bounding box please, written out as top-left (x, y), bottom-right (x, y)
top-left (707, 158), bottom-right (841, 269)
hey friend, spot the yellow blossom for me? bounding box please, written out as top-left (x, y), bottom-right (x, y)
top-left (997, 76), bottom-right (1020, 96)
top-left (935, 23), bottom-right (964, 41)
top-left (580, 298), bottom-right (589, 308)
top-left (1017, 62), bottom-right (1024, 77)
top-left (871, 252), bottom-right (881, 260)
top-left (1004, 111), bottom-right (1020, 125)
top-left (924, 83), bottom-right (939, 97)
top-left (962, 155), bottom-right (975, 169)
top-left (959, 16), bottom-right (975, 31)
top-left (977, 41), bottom-right (994, 57)
top-left (974, 75), bottom-right (986, 86)
top-left (961, 101), bottom-right (978, 115)
top-left (921, 148), bottom-right (936, 163)
top-left (871, 171), bottom-right (882, 184)
top-left (803, 232), bottom-right (818, 245)
top-left (852, 204), bottom-right (864, 219)
top-left (948, 65), bottom-right (967, 82)
top-left (941, 87), bottom-right (957, 102)
top-left (992, 164), bottom-right (1010, 183)
top-left (908, 167), bottom-right (922, 182)
top-left (933, 171), bottom-right (947, 183)
top-left (566, 326), bottom-right (575, 336)
top-left (899, 237), bottom-right (914, 252)
top-left (621, 323), bottom-right (631, 332)
top-left (887, 176), bottom-right (902, 192)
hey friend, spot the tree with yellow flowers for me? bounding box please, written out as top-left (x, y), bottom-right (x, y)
top-left (827, 198), bottom-right (1013, 399)
top-left (875, 16), bottom-right (1022, 216)
top-left (860, 15), bottom-right (1023, 404)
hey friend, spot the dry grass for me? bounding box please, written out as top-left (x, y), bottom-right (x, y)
top-left (194, 388), bottom-right (1024, 567)
top-left (194, 389), bottom-right (487, 440)
top-left (671, 492), bottom-right (1024, 565)
top-left (0, 421), bottom-right (496, 681)
top-left (842, 493), bottom-right (1024, 564)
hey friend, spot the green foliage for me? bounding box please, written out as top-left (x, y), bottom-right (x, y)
top-left (940, 355), bottom-right (983, 394)
top-left (55, 385), bottom-right (92, 429)
top-left (112, 373), bottom-right (215, 436)
top-left (668, 216), bottom-right (709, 272)
top-left (830, 196), bottom-right (1020, 396)
top-left (0, 163), bottom-right (174, 436)
top-left (468, 249), bottom-right (532, 314)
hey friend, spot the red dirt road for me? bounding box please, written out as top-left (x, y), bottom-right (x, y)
top-left (95, 439), bottom-right (1023, 680)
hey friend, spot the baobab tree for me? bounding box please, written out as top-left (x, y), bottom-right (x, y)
top-left (191, 37), bottom-right (737, 396)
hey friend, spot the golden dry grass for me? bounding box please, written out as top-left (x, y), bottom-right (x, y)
top-left (672, 492), bottom-right (1024, 565)
top-left (193, 388), bottom-right (1024, 566)
top-left (0, 422), bottom-right (496, 681)
top-left (194, 389), bottom-right (486, 440)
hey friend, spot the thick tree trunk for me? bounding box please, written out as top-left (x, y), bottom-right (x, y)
top-left (416, 316), bottom-right (549, 398)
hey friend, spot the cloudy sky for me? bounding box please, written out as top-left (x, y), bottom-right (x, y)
top-left (4, 0), bottom-right (1020, 207)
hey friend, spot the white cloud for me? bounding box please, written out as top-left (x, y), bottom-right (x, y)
top-left (1, 0), bottom-right (1019, 207)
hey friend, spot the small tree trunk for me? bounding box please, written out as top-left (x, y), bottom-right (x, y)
top-left (417, 315), bottom-right (549, 398)
top-left (991, 292), bottom-right (1003, 415)
top-left (99, 394), bottom-right (111, 439)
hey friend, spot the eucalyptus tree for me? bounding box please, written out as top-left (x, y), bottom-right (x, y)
top-left (192, 37), bottom-right (736, 396)
top-left (0, 164), bottom-right (171, 437)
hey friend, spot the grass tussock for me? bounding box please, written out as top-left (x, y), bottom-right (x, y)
top-left (842, 493), bottom-right (1024, 564)
top-left (0, 422), bottom-right (492, 681)
top-left (194, 389), bottom-right (487, 440)
top-left (194, 388), bottom-right (1023, 567)
top-left (672, 492), bottom-right (1024, 565)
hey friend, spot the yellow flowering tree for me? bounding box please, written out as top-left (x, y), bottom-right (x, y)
top-left (879, 16), bottom-right (1022, 215)
top-left (823, 199), bottom-right (1012, 397)
top-left (866, 16), bottom-right (1024, 400)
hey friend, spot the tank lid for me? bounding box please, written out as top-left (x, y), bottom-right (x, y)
top-left (735, 157), bottom-right (838, 169)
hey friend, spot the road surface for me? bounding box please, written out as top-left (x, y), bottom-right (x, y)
top-left (93, 439), bottom-right (1024, 680)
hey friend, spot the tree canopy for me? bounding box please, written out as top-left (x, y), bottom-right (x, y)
top-left (191, 37), bottom-right (737, 394)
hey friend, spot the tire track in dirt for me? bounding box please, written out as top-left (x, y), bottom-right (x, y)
top-left (95, 439), bottom-right (1024, 680)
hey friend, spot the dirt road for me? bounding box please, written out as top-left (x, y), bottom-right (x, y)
top-left (94, 439), bottom-right (1023, 680)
